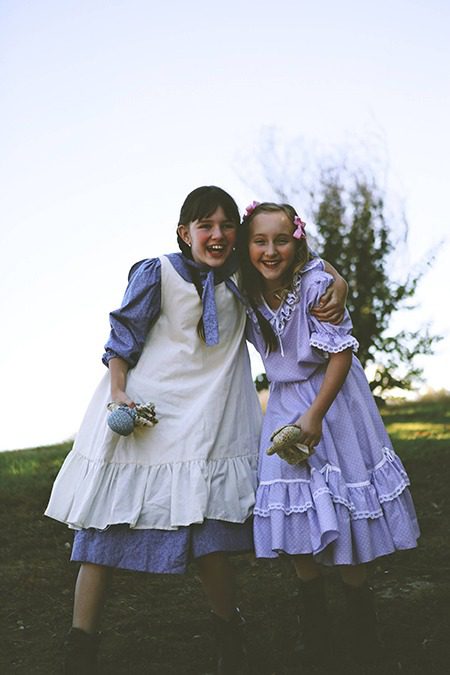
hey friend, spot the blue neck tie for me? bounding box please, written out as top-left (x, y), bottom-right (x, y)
top-left (166, 252), bottom-right (246, 346)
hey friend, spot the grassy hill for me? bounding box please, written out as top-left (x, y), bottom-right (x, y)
top-left (1, 398), bottom-right (449, 674)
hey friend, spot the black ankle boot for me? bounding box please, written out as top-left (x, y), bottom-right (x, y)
top-left (63, 627), bottom-right (101, 675)
top-left (344, 582), bottom-right (381, 664)
top-left (296, 576), bottom-right (332, 666)
top-left (211, 608), bottom-right (249, 675)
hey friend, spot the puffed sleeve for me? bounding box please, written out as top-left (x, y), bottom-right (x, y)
top-left (304, 271), bottom-right (359, 354)
top-left (102, 258), bottom-right (161, 367)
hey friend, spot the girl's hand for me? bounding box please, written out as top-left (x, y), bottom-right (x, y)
top-left (312, 262), bottom-right (348, 324)
top-left (311, 283), bottom-right (347, 324)
top-left (111, 390), bottom-right (136, 408)
top-left (295, 409), bottom-right (323, 448)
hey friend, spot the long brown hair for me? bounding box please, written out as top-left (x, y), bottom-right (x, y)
top-left (238, 202), bottom-right (311, 352)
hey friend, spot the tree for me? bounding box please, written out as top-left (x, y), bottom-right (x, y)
top-left (245, 129), bottom-right (440, 397)
top-left (312, 169), bottom-right (439, 394)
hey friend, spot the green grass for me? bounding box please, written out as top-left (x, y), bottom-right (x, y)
top-left (0, 443), bottom-right (71, 490)
top-left (1, 400), bottom-right (449, 674)
top-left (382, 397), bottom-right (450, 464)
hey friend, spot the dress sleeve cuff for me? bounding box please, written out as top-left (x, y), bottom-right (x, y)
top-left (310, 332), bottom-right (359, 354)
top-left (102, 349), bottom-right (123, 367)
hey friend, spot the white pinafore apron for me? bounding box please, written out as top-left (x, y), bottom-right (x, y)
top-left (45, 255), bottom-right (262, 530)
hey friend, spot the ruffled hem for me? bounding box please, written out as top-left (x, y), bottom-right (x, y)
top-left (45, 450), bottom-right (258, 531)
top-left (253, 447), bottom-right (420, 564)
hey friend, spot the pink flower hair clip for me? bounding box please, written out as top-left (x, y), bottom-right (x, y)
top-left (244, 201), bottom-right (260, 217)
top-left (293, 215), bottom-right (306, 239)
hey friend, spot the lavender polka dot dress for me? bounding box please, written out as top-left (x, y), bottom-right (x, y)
top-left (246, 258), bottom-right (420, 565)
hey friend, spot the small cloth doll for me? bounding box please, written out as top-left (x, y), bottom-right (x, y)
top-left (107, 402), bottom-right (158, 436)
top-left (266, 424), bottom-right (312, 465)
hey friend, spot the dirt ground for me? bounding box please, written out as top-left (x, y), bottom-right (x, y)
top-left (1, 400), bottom-right (449, 674)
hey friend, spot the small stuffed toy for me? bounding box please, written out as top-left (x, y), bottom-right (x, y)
top-left (107, 402), bottom-right (158, 436)
top-left (266, 424), bottom-right (311, 465)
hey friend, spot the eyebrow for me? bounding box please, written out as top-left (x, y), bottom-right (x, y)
top-left (198, 217), bottom-right (234, 224)
top-left (251, 232), bottom-right (290, 237)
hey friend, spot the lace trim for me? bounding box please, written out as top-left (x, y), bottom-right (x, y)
top-left (254, 487), bottom-right (404, 520)
top-left (378, 479), bottom-right (410, 503)
top-left (255, 447), bottom-right (410, 520)
top-left (269, 274), bottom-right (302, 336)
top-left (255, 501), bottom-right (314, 515)
top-left (259, 448), bottom-right (396, 487)
top-left (310, 336), bottom-right (359, 354)
top-left (247, 258), bottom-right (324, 337)
top-left (254, 495), bottom-right (385, 520)
top-left (259, 478), bottom-right (310, 485)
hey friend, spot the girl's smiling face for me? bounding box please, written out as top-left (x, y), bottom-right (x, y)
top-left (178, 206), bottom-right (237, 268)
top-left (248, 210), bottom-right (297, 290)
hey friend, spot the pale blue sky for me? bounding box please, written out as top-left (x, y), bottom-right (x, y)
top-left (1, 0), bottom-right (449, 450)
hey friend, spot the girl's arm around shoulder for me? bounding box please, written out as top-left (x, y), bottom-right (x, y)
top-left (303, 267), bottom-right (359, 356)
top-left (295, 349), bottom-right (353, 447)
top-left (102, 257), bottom-right (162, 368)
top-left (311, 260), bottom-right (348, 324)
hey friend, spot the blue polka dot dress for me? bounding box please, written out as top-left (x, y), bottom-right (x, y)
top-left (246, 258), bottom-right (420, 565)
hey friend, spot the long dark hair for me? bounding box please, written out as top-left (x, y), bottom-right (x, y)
top-left (177, 186), bottom-right (240, 255)
top-left (238, 202), bottom-right (311, 352)
top-left (177, 186), bottom-right (241, 342)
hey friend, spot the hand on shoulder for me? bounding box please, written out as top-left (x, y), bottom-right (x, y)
top-left (309, 261), bottom-right (348, 324)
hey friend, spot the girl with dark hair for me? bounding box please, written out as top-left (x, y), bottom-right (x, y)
top-left (45, 187), bottom-right (346, 674)
top-left (240, 202), bottom-right (420, 667)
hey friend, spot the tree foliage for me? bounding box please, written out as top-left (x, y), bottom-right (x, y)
top-left (312, 169), bottom-right (439, 394)
top-left (246, 130), bottom-right (440, 396)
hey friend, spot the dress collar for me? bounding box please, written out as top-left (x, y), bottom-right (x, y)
top-left (166, 252), bottom-right (245, 346)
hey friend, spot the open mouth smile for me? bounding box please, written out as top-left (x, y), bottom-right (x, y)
top-left (261, 260), bottom-right (281, 268)
top-left (207, 245), bottom-right (226, 254)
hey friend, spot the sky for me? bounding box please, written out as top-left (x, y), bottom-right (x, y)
top-left (1, 0), bottom-right (449, 451)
